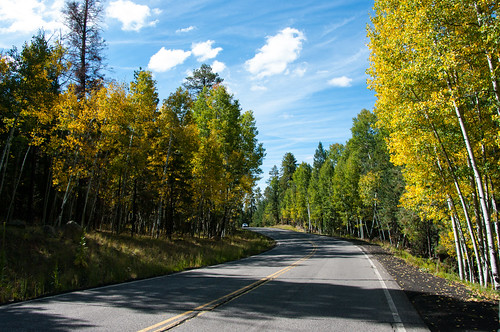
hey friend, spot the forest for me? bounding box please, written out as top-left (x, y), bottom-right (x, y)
top-left (2, 0), bottom-right (500, 293)
top-left (254, 0), bottom-right (500, 290)
top-left (0, 0), bottom-right (264, 240)
top-left (252, 111), bottom-right (409, 258)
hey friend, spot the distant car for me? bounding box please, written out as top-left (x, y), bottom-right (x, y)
top-left (242, 223), bottom-right (248, 227)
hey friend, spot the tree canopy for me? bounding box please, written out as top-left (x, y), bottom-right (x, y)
top-left (0, 28), bottom-right (263, 240)
top-left (183, 64), bottom-right (223, 97)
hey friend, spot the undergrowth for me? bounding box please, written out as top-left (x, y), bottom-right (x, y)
top-left (0, 226), bottom-right (274, 304)
top-left (378, 241), bottom-right (500, 302)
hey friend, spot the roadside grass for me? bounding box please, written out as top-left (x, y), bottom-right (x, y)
top-left (271, 224), bottom-right (306, 232)
top-left (0, 226), bottom-right (274, 304)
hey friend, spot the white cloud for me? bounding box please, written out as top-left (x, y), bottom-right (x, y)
top-left (251, 85), bottom-right (267, 92)
top-left (211, 60), bottom-right (226, 73)
top-left (245, 27), bottom-right (305, 79)
top-left (106, 0), bottom-right (160, 31)
top-left (176, 26), bottom-right (195, 33)
top-left (0, 0), bottom-right (65, 34)
top-left (148, 48), bottom-right (191, 72)
top-left (192, 40), bottom-right (222, 62)
top-left (328, 76), bottom-right (353, 87)
top-left (293, 67), bottom-right (307, 77)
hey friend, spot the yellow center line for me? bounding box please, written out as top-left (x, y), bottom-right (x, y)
top-left (138, 241), bottom-right (317, 332)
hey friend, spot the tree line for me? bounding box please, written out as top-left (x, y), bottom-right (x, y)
top-left (253, 110), bottom-right (411, 247)
top-left (255, 0), bottom-right (500, 290)
top-left (0, 0), bottom-right (264, 239)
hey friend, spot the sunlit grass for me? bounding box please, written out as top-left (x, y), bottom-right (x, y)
top-left (0, 226), bottom-right (274, 304)
top-left (271, 224), bottom-right (306, 232)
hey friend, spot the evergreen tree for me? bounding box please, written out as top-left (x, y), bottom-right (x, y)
top-left (183, 64), bottom-right (223, 97)
top-left (313, 142), bottom-right (327, 171)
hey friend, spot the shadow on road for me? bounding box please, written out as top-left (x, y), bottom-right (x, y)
top-left (0, 305), bottom-right (96, 331)
top-left (2, 274), bottom-right (496, 331)
top-left (2, 229), bottom-right (496, 331)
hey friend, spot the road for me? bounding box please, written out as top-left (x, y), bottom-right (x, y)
top-left (0, 228), bottom-right (428, 331)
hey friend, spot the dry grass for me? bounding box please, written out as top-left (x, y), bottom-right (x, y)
top-left (0, 225), bottom-right (274, 304)
top-left (271, 224), bottom-right (306, 232)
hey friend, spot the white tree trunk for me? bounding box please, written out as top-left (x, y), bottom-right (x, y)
top-left (448, 85), bottom-right (499, 289)
top-left (448, 199), bottom-right (464, 280)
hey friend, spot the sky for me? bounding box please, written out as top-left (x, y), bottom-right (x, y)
top-left (0, 0), bottom-right (376, 189)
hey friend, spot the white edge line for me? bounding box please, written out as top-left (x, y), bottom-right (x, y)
top-left (362, 250), bottom-right (407, 332)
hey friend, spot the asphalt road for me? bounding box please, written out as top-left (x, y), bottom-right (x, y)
top-left (0, 228), bottom-right (428, 331)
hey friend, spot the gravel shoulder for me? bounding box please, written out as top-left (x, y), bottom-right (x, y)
top-left (354, 240), bottom-right (499, 331)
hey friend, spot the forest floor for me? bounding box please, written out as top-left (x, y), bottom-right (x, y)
top-left (355, 240), bottom-right (499, 331)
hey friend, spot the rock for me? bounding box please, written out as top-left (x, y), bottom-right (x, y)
top-left (43, 225), bottom-right (57, 237)
top-left (63, 220), bottom-right (83, 241)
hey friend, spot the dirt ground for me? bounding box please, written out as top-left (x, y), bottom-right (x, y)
top-left (357, 241), bottom-right (499, 331)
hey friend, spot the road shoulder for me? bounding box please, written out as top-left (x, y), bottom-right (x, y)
top-left (356, 240), bottom-right (499, 331)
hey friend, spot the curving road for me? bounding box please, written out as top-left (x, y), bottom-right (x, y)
top-left (0, 228), bottom-right (428, 331)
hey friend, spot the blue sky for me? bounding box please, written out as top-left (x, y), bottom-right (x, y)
top-left (0, 0), bottom-right (376, 189)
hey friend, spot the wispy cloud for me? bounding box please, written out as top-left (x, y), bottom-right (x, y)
top-left (322, 16), bottom-right (358, 36)
top-left (245, 27), bottom-right (305, 79)
top-left (192, 40), bottom-right (222, 62)
top-left (106, 0), bottom-right (160, 32)
top-left (328, 76), bottom-right (353, 87)
top-left (292, 66), bottom-right (307, 77)
top-left (251, 85), bottom-right (267, 92)
top-left (148, 48), bottom-right (191, 72)
top-left (176, 26), bottom-right (195, 33)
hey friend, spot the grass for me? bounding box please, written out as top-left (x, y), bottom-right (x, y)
top-left (377, 241), bottom-right (500, 302)
top-left (271, 224), bottom-right (306, 232)
top-left (0, 226), bottom-right (274, 304)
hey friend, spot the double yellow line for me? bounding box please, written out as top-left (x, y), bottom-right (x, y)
top-left (138, 241), bottom-right (317, 332)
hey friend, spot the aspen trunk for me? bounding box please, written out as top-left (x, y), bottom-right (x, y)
top-left (81, 153), bottom-right (98, 229)
top-left (0, 120), bottom-right (17, 196)
top-left (429, 119), bottom-right (486, 285)
top-left (156, 131), bottom-right (174, 237)
top-left (448, 199), bottom-right (464, 280)
top-left (448, 83), bottom-right (499, 288)
top-left (457, 222), bottom-right (474, 282)
top-left (58, 149), bottom-right (80, 227)
top-left (42, 161), bottom-right (53, 225)
top-left (89, 174), bottom-right (101, 230)
top-left (6, 145), bottom-right (31, 224)
top-left (307, 200), bottom-right (311, 233)
top-left (474, 3), bottom-right (500, 117)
